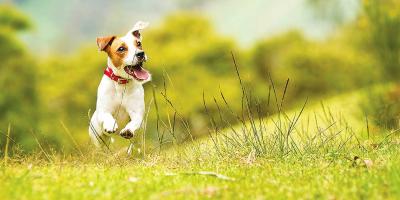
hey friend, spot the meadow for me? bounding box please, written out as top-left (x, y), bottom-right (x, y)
top-left (2, 86), bottom-right (400, 199)
top-left (1, 0), bottom-right (400, 199)
top-left (2, 68), bottom-right (400, 199)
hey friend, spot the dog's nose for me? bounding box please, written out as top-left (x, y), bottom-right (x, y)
top-left (136, 51), bottom-right (145, 61)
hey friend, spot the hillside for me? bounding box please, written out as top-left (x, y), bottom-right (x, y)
top-left (168, 85), bottom-right (392, 160)
top-left (1, 86), bottom-right (399, 199)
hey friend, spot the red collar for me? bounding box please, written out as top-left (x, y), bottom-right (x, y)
top-left (104, 67), bottom-right (130, 84)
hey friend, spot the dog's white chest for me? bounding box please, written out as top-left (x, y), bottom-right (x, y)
top-left (89, 75), bottom-right (146, 147)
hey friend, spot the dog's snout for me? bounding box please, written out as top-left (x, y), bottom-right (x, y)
top-left (136, 51), bottom-right (145, 60)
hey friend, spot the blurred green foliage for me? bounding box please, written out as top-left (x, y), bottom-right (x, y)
top-left (144, 13), bottom-right (243, 138)
top-left (36, 48), bottom-right (104, 150)
top-left (0, 5), bottom-right (38, 151)
top-left (355, 0), bottom-right (400, 79)
top-left (0, 5), bottom-right (31, 31)
top-left (1, 1), bottom-right (400, 152)
top-left (251, 30), bottom-right (381, 110)
top-left (361, 84), bottom-right (400, 130)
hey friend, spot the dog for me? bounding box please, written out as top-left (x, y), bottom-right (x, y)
top-left (89, 21), bottom-right (151, 147)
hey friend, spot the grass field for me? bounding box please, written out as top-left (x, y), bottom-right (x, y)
top-left (1, 148), bottom-right (399, 200)
top-left (1, 88), bottom-right (400, 200)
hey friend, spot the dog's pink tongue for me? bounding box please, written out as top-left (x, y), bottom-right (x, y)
top-left (133, 67), bottom-right (149, 80)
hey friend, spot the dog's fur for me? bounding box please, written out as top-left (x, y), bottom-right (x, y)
top-left (89, 21), bottom-right (151, 147)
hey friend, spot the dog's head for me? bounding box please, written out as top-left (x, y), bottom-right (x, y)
top-left (97, 21), bottom-right (151, 84)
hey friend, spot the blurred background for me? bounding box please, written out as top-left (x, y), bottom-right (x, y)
top-left (0, 0), bottom-right (399, 153)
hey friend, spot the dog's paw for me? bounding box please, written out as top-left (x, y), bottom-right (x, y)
top-left (103, 119), bottom-right (118, 134)
top-left (120, 128), bottom-right (134, 139)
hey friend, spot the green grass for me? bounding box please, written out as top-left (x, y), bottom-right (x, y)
top-left (1, 87), bottom-right (400, 200)
top-left (1, 147), bottom-right (400, 200)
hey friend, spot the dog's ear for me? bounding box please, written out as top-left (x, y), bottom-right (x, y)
top-left (96, 36), bottom-right (116, 51)
top-left (129, 21), bottom-right (149, 37)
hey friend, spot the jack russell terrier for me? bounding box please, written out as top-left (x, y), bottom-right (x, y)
top-left (89, 21), bottom-right (151, 147)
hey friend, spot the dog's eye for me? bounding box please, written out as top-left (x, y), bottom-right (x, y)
top-left (117, 47), bottom-right (126, 52)
top-left (136, 41), bottom-right (142, 47)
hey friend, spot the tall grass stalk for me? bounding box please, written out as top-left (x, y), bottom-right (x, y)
top-left (194, 53), bottom-right (382, 161)
top-left (60, 120), bottom-right (83, 157)
top-left (3, 124), bottom-right (11, 165)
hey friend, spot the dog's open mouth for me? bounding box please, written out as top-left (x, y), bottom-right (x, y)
top-left (124, 63), bottom-right (150, 81)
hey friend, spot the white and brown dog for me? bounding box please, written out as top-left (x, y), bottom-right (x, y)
top-left (89, 21), bottom-right (151, 147)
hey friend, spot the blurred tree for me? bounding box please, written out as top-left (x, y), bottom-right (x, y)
top-left (144, 13), bottom-right (243, 140)
top-left (362, 0), bottom-right (400, 79)
top-left (251, 31), bottom-right (306, 76)
top-left (0, 5), bottom-right (39, 152)
top-left (251, 30), bottom-right (381, 105)
top-left (361, 84), bottom-right (400, 130)
top-left (36, 47), bottom-right (104, 149)
top-left (0, 5), bottom-right (31, 31)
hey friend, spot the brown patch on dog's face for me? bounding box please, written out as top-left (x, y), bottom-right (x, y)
top-left (97, 27), bottom-right (147, 70)
top-left (96, 36), bottom-right (115, 51)
top-left (104, 37), bottom-right (129, 68)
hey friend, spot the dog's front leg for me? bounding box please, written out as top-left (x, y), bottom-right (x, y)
top-left (98, 112), bottom-right (118, 134)
top-left (120, 111), bottom-right (143, 139)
